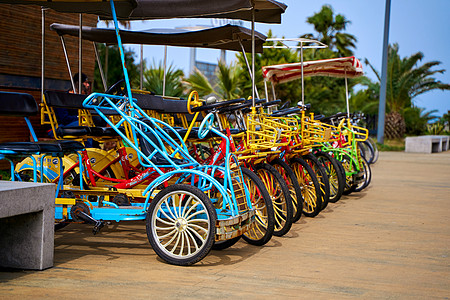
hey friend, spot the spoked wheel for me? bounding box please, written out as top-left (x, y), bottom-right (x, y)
top-left (146, 184), bottom-right (216, 266)
top-left (340, 154), bottom-right (357, 195)
top-left (303, 154), bottom-right (330, 211)
top-left (368, 137), bottom-right (379, 164)
top-left (270, 158), bottom-right (303, 223)
top-left (354, 156), bottom-right (372, 192)
top-left (254, 163), bottom-right (293, 237)
top-left (358, 140), bottom-right (375, 164)
top-left (241, 167), bottom-right (275, 246)
top-left (314, 151), bottom-right (345, 203)
top-left (290, 157), bottom-right (322, 218)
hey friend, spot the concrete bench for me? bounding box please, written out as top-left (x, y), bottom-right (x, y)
top-left (0, 181), bottom-right (55, 270)
top-left (405, 135), bottom-right (450, 153)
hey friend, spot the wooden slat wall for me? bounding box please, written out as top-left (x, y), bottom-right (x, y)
top-left (0, 4), bottom-right (97, 143)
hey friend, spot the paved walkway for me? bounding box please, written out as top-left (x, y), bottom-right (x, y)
top-left (1, 151), bottom-right (449, 299)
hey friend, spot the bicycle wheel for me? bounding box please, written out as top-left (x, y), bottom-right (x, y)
top-left (146, 184), bottom-right (216, 266)
top-left (314, 151), bottom-right (345, 203)
top-left (340, 154), bottom-right (357, 195)
top-left (303, 154), bottom-right (330, 211)
top-left (290, 157), bottom-right (322, 217)
top-left (354, 156), bottom-right (372, 192)
top-left (359, 140), bottom-right (374, 164)
top-left (241, 167), bottom-right (275, 246)
top-left (254, 163), bottom-right (293, 237)
top-left (368, 137), bottom-right (379, 164)
top-left (270, 158), bottom-right (303, 223)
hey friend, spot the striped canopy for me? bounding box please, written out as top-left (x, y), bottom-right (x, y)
top-left (262, 56), bottom-right (363, 84)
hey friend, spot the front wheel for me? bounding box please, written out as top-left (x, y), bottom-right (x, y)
top-left (146, 184), bottom-right (216, 266)
top-left (314, 151), bottom-right (345, 203)
top-left (303, 154), bottom-right (330, 211)
top-left (254, 163), bottom-right (293, 237)
top-left (354, 156), bottom-right (372, 192)
top-left (290, 157), bottom-right (322, 218)
top-left (241, 167), bottom-right (275, 246)
top-left (270, 158), bottom-right (303, 223)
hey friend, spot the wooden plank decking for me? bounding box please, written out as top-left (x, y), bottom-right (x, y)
top-left (1, 151), bottom-right (449, 299)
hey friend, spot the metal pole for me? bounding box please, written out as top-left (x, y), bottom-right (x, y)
top-left (220, 49), bottom-right (226, 63)
top-left (264, 80), bottom-right (269, 100)
top-left (251, 9), bottom-right (256, 106)
top-left (93, 42), bottom-right (107, 91)
top-left (140, 44), bottom-right (144, 90)
top-left (60, 36), bottom-right (76, 92)
top-left (238, 37), bottom-right (260, 100)
top-left (271, 81), bottom-right (277, 100)
top-left (105, 46), bottom-right (109, 87)
top-left (300, 42), bottom-right (304, 106)
top-left (78, 14), bottom-right (82, 94)
top-left (109, 0), bottom-right (133, 103)
top-left (345, 69), bottom-right (350, 119)
top-left (41, 7), bottom-right (45, 100)
top-left (190, 47), bottom-right (196, 75)
top-left (377, 0), bottom-right (391, 144)
top-left (163, 45), bottom-right (167, 96)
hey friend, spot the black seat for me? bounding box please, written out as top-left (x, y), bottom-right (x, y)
top-left (44, 90), bottom-right (123, 139)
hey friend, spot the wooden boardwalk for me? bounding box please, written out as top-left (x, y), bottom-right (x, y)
top-left (1, 151), bottom-right (449, 299)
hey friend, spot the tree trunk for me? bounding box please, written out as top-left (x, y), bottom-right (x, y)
top-left (384, 111), bottom-right (406, 139)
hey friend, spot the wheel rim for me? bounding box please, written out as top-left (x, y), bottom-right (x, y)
top-left (317, 157), bottom-right (339, 199)
top-left (292, 162), bottom-right (317, 214)
top-left (272, 163), bottom-right (298, 219)
top-left (243, 174), bottom-right (268, 241)
top-left (257, 169), bottom-right (288, 232)
top-left (341, 157), bottom-right (355, 191)
top-left (151, 190), bottom-right (211, 260)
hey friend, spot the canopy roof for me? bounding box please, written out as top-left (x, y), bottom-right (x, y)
top-left (0, 0), bottom-right (136, 18)
top-left (1, 0), bottom-right (286, 23)
top-left (120, 0), bottom-right (287, 24)
top-left (51, 23), bottom-right (267, 52)
top-left (262, 56), bottom-right (364, 84)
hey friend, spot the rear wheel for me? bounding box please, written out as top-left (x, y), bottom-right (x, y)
top-left (146, 184), bottom-right (216, 266)
top-left (340, 154), bottom-right (357, 195)
top-left (303, 154), bottom-right (330, 210)
top-left (241, 167), bottom-right (275, 246)
top-left (270, 158), bottom-right (303, 223)
top-left (254, 163), bottom-right (293, 237)
top-left (354, 156), bottom-right (372, 192)
top-left (290, 157), bottom-right (322, 217)
top-left (314, 151), bottom-right (345, 203)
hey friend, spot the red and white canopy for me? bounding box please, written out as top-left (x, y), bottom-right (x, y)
top-left (262, 56), bottom-right (363, 84)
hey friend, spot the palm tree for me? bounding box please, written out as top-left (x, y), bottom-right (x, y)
top-left (143, 61), bottom-right (184, 97)
top-left (184, 61), bottom-right (243, 100)
top-left (361, 43), bottom-right (450, 138)
top-left (301, 5), bottom-right (357, 57)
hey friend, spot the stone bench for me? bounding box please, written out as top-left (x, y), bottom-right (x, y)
top-left (0, 181), bottom-right (55, 270)
top-left (405, 135), bottom-right (450, 153)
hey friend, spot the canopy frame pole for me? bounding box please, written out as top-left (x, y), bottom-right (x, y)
top-left (78, 13), bottom-right (82, 94)
top-left (264, 80), bottom-right (269, 101)
top-left (140, 44), bottom-right (144, 90)
top-left (271, 81), bottom-right (277, 100)
top-left (238, 37), bottom-right (260, 100)
top-left (109, 0), bottom-right (133, 106)
top-left (345, 69), bottom-right (350, 119)
top-left (251, 8), bottom-right (256, 106)
top-left (41, 7), bottom-right (46, 100)
top-left (93, 42), bottom-right (107, 91)
top-left (163, 45), bottom-right (167, 96)
top-left (300, 41), bottom-right (304, 106)
top-left (59, 36), bottom-right (76, 92)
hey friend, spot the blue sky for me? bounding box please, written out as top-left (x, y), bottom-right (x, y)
top-left (101, 0), bottom-right (450, 117)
